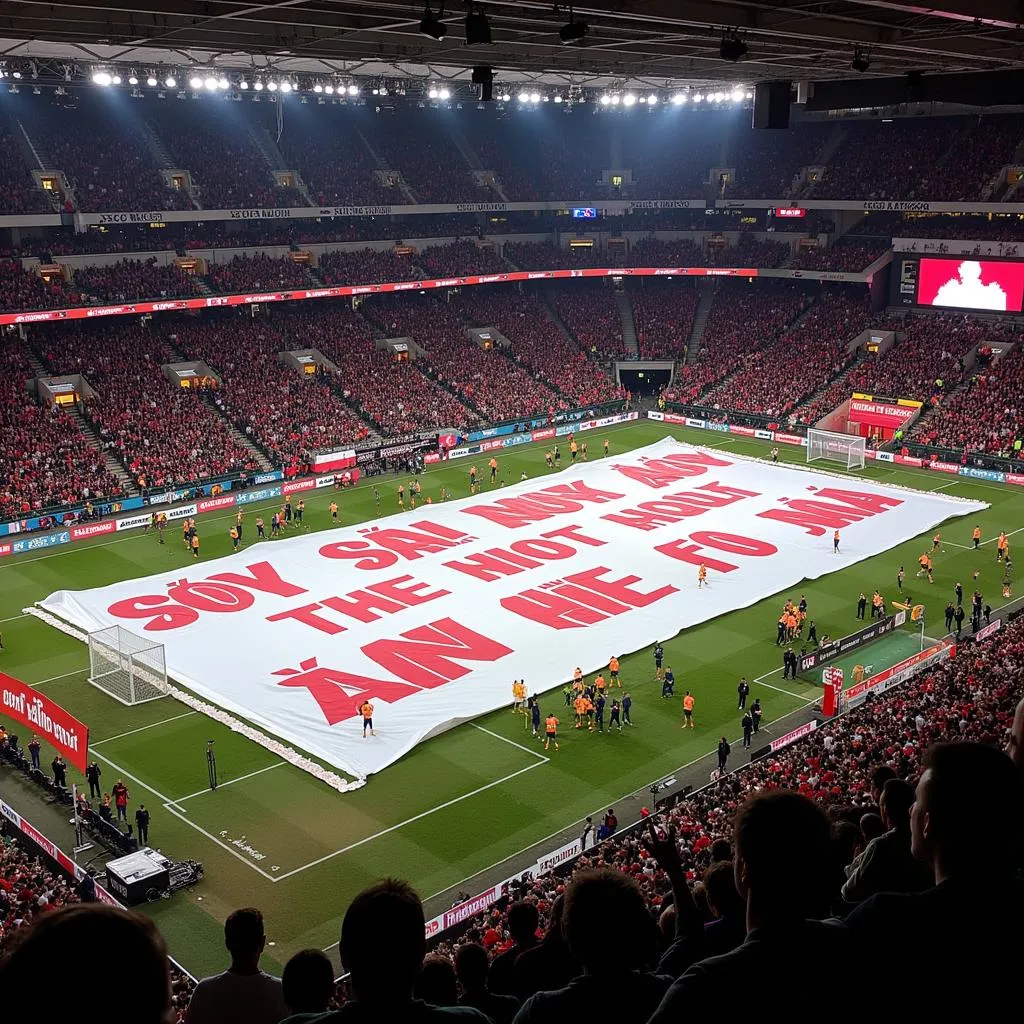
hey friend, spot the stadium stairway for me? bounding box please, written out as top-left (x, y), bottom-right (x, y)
top-left (319, 374), bottom-right (384, 442)
top-left (684, 280), bottom-right (717, 363)
top-left (142, 122), bottom-right (177, 171)
top-left (196, 392), bottom-right (278, 472)
top-left (67, 406), bottom-right (141, 496)
top-left (446, 125), bottom-right (510, 202)
top-left (539, 290), bottom-right (588, 354)
top-left (614, 291), bottom-right (639, 357)
top-left (250, 127), bottom-right (316, 207)
top-left (355, 128), bottom-right (418, 205)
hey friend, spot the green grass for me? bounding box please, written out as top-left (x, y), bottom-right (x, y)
top-left (1, 419), bottom-right (1019, 977)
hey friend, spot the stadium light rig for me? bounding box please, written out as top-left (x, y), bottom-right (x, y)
top-left (465, 4), bottom-right (492, 45)
top-left (559, 8), bottom-right (588, 44)
top-left (420, 1), bottom-right (448, 40)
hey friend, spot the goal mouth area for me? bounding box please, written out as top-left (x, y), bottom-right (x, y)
top-left (87, 625), bottom-right (168, 707)
top-left (806, 428), bottom-right (867, 471)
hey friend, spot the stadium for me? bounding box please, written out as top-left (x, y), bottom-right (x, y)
top-left (0, 1), bottom-right (1022, 1019)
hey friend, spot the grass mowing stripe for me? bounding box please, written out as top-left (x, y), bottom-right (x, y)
top-left (273, 758), bottom-right (548, 883)
top-left (88, 749), bottom-right (279, 881)
top-left (172, 761), bottom-right (286, 804)
top-left (92, 711), bottom-right (199, 746)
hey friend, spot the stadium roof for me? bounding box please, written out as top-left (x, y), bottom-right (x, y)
top-left (2, 0), bottom-right (1024, 89)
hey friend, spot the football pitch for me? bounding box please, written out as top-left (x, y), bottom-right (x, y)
top-left (1, 419), bottom-right (1019, 976)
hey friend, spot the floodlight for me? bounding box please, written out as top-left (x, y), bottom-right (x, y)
top-left (147, 76), bottom-right (158, 87)
top-left (92, 71), bottom-right (112, 86)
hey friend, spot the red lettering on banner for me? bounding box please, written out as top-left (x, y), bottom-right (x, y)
top-left (501, 567), bottom-right (676, 629)
top-left (444, 548), bottom-right (539, 582)
top-left (207, 561), bottom-right (307, 598)
top-left (274, 658), bottom-right (416, 722)
top-left (462, 481), bottom-right (624, 529)
top-left (655, 531), bottom-right (776, 573)
top-left (283, 479), bottom-right (316, 495)
top-left (603, 480), bottom-right (759, 531)
top-left (267, 602), bottom-right (348, 634)
top-left (320, 524), bottom-right (471, 569)
top-left (542, 523), bottom-right (606, 547)
top-left (812, 487), bottom-right (903, 514)
top-left (500, 589), bottom-right (611, 629)
top-left (321, 576), bottom-right (450, 623)
top-left (107, 595), bottom-right (199, 631)
top-left (197, 495), bottom-right (236, 513)
top-left (362, 618), bottom-right (513, 688)
top-left (611, 452), bottom-right (732, 488)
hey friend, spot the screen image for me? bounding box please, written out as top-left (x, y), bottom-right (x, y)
top-left (917, 258), bottom-right (1024, 313)
top-left (571, 207), bottom-right (597, 219)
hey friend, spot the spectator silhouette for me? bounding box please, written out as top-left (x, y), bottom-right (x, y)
top-left (313, 878), bottom-right (488, 1022)
top-left (186, 908), bottom-right (288, 1024)
top-left (282, 949), bottom-right (337, 1023)
top-left (648, 791), bottom-right (849, 1020)
top-left (509, 894), bottom-right (579, 1000)
top-left (456, 943), bottom-right (519, 1024)
top-left (841, 778), bottom-right (932, 903)
top-left (488, 900), bottom-right (539, 995)
top-left (844, 742), bottom-right (1024, 1013)
top-left (415, 955), bottom-right (459, 1007)
top-left (512, 869), bottom-right (668, 1024)
top-left (0, 904), bottom-right (171, 1024)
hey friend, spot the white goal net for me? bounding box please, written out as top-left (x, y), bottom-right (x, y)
top-left (87, 625), bottom-right (168, 706)
top-left (807, 428), bottom-right (866, 470)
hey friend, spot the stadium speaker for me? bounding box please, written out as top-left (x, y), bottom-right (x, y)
top-left (752, 81), bottom-right (792, 129)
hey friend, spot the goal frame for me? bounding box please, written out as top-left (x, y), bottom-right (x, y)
top-left (87, 625), bottom-right (168, 706)
top-left (806, 428), bottom-right (866, 470)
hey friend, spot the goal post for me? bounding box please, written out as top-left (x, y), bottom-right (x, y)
top-left (87, 626), bottom-right (168, 706)
top-left (807, 428), bottom-right (866, 470)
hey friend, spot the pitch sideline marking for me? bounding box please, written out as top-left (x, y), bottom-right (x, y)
top-left (171, 761), bottom-right (286, 804)
top-left (88, 748), bottom-right (279, 881)
top-left (942, 525), bottom-right (1024, 551)
top-left (274, 758), bottom-right (548, 884)
top-left (750, 666), bottom-right (813, 700)
top-left (92, 711), bottom-right (199, 746)
top-left (470, 723), bottom-right (550, 761)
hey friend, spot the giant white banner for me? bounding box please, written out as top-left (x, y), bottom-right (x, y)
top-left (40, 440), bottom-right (985, 779)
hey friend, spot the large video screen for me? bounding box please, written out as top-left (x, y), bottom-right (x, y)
top-left (917, 257), bottom-right (1024, 313)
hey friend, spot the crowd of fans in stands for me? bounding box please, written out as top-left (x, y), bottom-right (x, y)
top-left (31, 100), bottom-right (191, 214)
top-left (4, 599), bottom-right (1021, 1021)
top-left (0, 127), bottom-right (56, 214)
top-left (908, 342), bottom-right (1024, 457)
top-left (419, 240), bottom-right (509, 278)
top-left (665, 283), bottom-right (809, 403)
top-left (171, 313), bottom-right (372, 471)
top-left (0, 336), bottom-right (122, 518)
top-left (550, 285), bottom-right (627, 358)
top-left (630, 282), bottom-right (699, 358)
top-left (206, 253), bottom-right (314, 293)
top-left (702, 287), bottom-right (871, 417)
top-left (71, 258), bottom-right (201, 303)
top-left (789, 242), bottom-right (885, 272)
top-left (318, 247), bottom-right (419, 287)
top-left (34, 321), bottom-right (261, 490)
top-left (451, 288), bottom-right (624, 407)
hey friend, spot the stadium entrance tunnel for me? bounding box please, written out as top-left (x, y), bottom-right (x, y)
top-left (619, 366), bottom-right (671, 396)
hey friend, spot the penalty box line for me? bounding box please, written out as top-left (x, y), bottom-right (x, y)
top-left (751, 665), bottom-right (812, 701)
top-left (88, 749), bottom-right (280, 882)
top-left (274, 730), bottom-right (550, 884)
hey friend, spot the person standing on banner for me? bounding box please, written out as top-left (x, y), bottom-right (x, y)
top-left (834, 530), bottom-right (841, 553)
top-left (359, 700), bottom-right (375, 737)
top-left (86, 761), bottom-right (102, 800)
top-left (135, 805), bottom-right (150, 846)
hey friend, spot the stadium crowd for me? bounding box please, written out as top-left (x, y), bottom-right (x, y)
top-left (71, 258), bottom-right (202, 304)
top-left (665, 283), bottom-right (809, 403)
top-left (0, 127), bottom-right (56, 214)
top-left (362, 293), bottom-right (560, 422)
top-left (550, 285), bottom-right (627, 358)
top-left (452, 288), bottom-right (625, 407)
top-left (702, 287), bottom-right (871, 417)
top-left (908, 343), bottom-right (1024, 457)
top-left (789, 242), bottom-right (885, 272)
top-left (630, 283), bottom-right (699, 358)
top-left (0, 259), bottom-right (70, 310)
top-left (206, 254), bottom-right (314, 293)
top-left (318, 247), bottom-right (419, 287)
top-left (0, 336), bottom-right (123, 518)
top-left (33, 321), bottom-right (261, 490)
top-left (3, 607), bottom-right (1021, 1021)
top-left (171, 313), bottom-right (373, 471)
